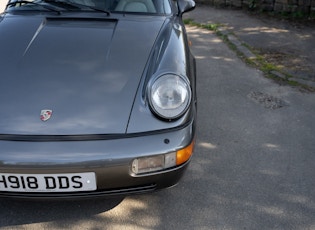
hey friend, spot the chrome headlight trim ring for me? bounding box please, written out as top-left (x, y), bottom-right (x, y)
top-left (148, 74), bottom-right (192, 120)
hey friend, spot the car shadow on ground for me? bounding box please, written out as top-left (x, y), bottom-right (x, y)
top-left (0, 197), bottom-right (124, 227)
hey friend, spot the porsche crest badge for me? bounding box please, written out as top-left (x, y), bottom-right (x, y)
top-left (40, 110), bottom-right (53, 122)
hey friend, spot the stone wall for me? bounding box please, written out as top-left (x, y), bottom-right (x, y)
top-left (196, 0), bottom-right (315, 17)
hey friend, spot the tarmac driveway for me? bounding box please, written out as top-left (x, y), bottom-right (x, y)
top-left (186, 25), bottom-right (315, 229)
top-left (0, 7), bottom-right (315, 230)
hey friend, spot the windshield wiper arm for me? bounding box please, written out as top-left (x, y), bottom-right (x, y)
top-left (6, 0), bottom-right (61, 14)
top-left (42, 0), bottom-right (110, 15)
top-left (87, 6), bottom-right (111, 15)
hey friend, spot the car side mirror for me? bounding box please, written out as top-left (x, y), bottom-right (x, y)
top-left (177, 0), bottom-right (196, 15)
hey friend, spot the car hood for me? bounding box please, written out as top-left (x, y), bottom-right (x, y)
top-left (0, 14), bottom-right (165, 135)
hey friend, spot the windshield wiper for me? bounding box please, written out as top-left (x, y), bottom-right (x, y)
top-left (42, 0), bottom-right (110, 15)
top-left (6, 0), bottom-right (61, 14)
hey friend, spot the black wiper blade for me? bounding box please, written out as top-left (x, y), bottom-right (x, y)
top-left (86, 6), bottom-right (111, 15)
top-left (6, 0), bottom-right (61, 14)
top-left (41, 0), bottom-right (80, 9)
top-left (43, 0), bottom-right (110, 15)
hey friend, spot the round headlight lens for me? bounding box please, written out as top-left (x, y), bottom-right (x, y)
top-left (149, 74), bottom-right (191, 119)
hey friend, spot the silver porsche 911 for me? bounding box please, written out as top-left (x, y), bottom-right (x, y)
top-left (0, 0), bottom-right (196, 198)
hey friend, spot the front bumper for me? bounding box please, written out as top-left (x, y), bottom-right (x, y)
top-left (0, 122), bottom-right (195, 199)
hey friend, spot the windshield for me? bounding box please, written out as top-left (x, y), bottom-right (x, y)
top-left (6, 0), bottom-right (172, 14)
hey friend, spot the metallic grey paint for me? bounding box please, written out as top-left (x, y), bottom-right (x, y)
top-left (0, 0), bottom-right (196, 198)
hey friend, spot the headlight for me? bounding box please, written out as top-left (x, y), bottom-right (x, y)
top-left (149, 74), bottom-right (191, 120)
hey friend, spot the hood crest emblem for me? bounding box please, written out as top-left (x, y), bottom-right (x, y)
top-left (40, 110), bottom-right (53, 122)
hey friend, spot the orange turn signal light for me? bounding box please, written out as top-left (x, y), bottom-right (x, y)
top-left (176, 140), bottom-right (195, 165)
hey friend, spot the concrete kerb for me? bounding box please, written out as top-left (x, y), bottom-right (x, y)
top-left (184, 9), bottom-right (315, 91)
top-left (220, 27), bottom-right (315, 90)
top-left (229, 32), bottom-right (315, 90)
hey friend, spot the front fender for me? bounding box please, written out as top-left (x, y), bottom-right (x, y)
top-left (126, 16), bottom-right (196, 133)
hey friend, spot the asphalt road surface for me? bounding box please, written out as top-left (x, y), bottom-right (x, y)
top-left (0, 26), bottom-right (314, 230)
